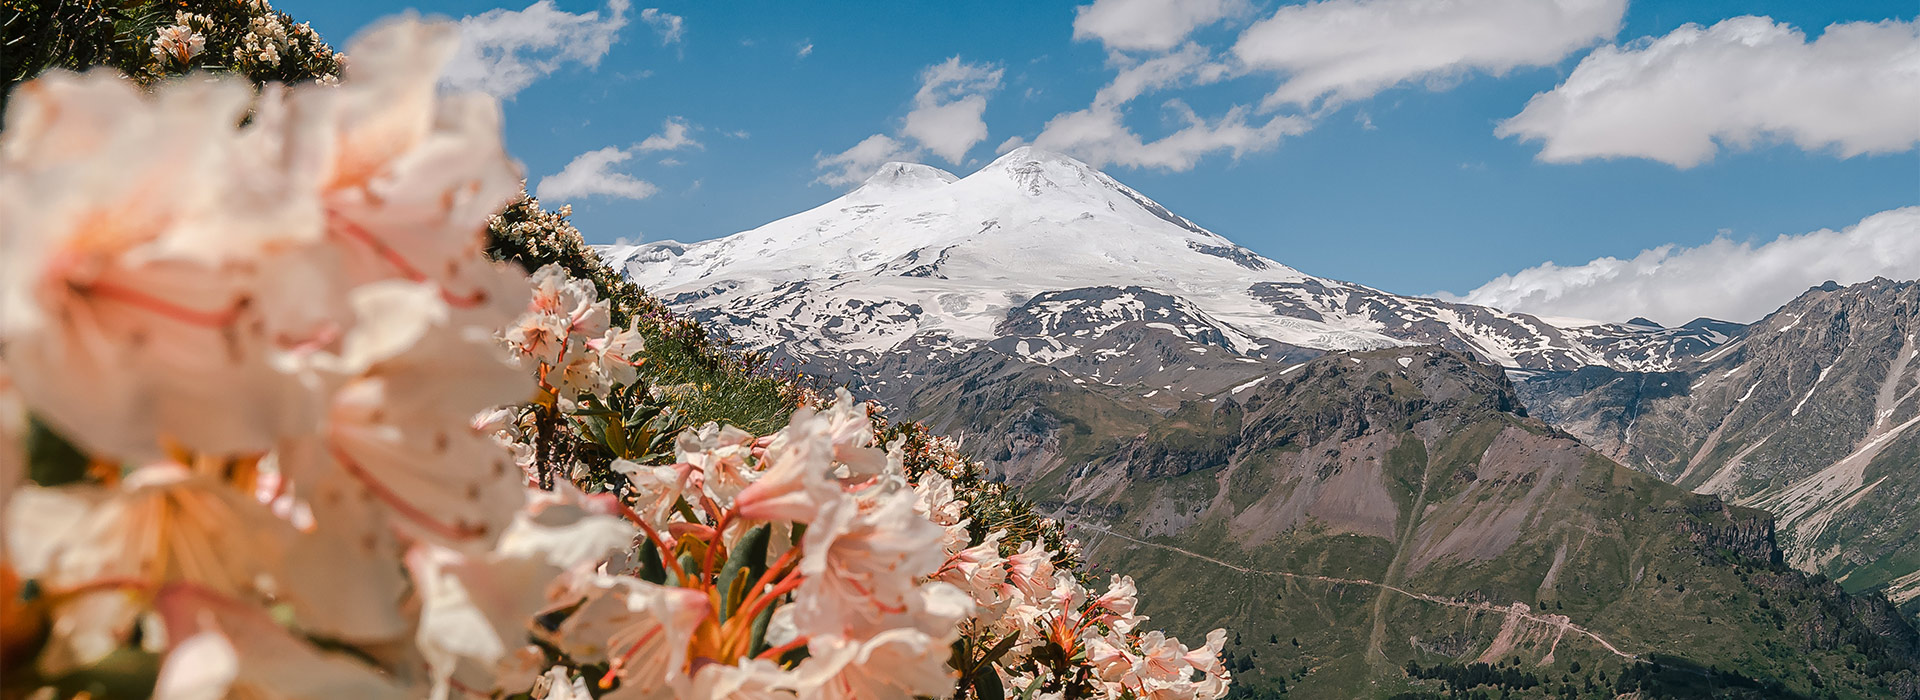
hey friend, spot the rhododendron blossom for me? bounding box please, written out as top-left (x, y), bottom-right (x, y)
top-left (0, 12), bottom-right (1230, 700)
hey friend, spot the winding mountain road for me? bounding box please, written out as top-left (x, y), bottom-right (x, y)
top-left (1067, 520), bottom-right (1641, 662)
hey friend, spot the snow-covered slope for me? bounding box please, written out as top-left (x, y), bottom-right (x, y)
top-left (601, 147), bottom-right (1723, 376)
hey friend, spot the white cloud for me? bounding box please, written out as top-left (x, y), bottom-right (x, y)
top-left (1021, 42), bottom-right (1291, 170)
top-left (636, 117), bottom-right (701, 152)
top-left (814, 58), bottom-right (1004, 186)
top-left (1030, 100), bottom-right (1307, 170)
top-left (1232, 0), bottom-right (1625, 109)
top-left (1498, 16), bottom-right (1920, 168)
top-left (901, 57), bottom-right (1005, 163)
top-left (1440, 207), bottom-right (1920, 325)
top-left (443, 0), bottom-right (632, 99)
top-left (1092, 42), bottom-right (1228, 109)
top-left (639, 8), bottom-right (684, 45)
top-left (814, 134), bottom-right (919, 187)
top-left (1072, 0), bottom-right (1251, 52)
top-left (797, 41), bottom-right (814, 58)
top-left (536, 146), bottom-right (659, 201)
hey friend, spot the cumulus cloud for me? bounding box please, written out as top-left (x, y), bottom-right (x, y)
top-left (536, 146), bottom-right (659, 202)
top-left (443, 0), bottom-right (632, 99)
top-left (902, 58), bottom-right (1005, 163)
top-left (814, 58), bottom-right (1003, 186)
top-left (639, 8), bottom-right (684, 45)
top-left (1232, 0), bottom-right (1625, 109)
top-left (1498, 16), bottom-right (1920, 168)
top-left (1019, 42), bottom-right (1294, 170)
top-left (1072, 0), bottom-right (1251, 52)
top-left (1440, 207), bottom-right (1920, 325)
top-left (1031, 101), bottom-right (1306, 170)
top-left (636, 117), bottom-right (701, 152)
top-left (813, 134), bottom-right (919, 188)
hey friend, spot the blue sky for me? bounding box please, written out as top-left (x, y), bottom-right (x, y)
top-left (279, 0), bottom-right (1919, 322)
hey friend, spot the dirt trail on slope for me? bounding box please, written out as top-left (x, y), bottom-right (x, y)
top-left (1070, 521), bottom-right (1641, 662)
top-left (1366, 438), bottom-right (1438, 663)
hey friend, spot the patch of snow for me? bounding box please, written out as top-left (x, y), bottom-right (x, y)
top-left (1396, 357), bottom-right (1413, 368)
top-left (1792, 366), bottom-right (1832, 417)
top-left (1231, 376), bottom-right (1268, 395)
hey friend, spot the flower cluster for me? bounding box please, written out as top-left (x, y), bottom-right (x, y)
top-left (150, 20), bottom-right (208, 67)
top-left (0, 17), bottom-right (542, 697)
top-left (0, 12), bottom-right (1232, 700)
top-left (133, 0), bottom-right (343, 85)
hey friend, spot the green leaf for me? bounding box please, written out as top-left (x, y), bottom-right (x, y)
top-left (674, 552), bottom-right (699, 586)
top-left (26, 415), bottom-right (90, 486)
top-left (636, 538), bottom-right (666, 585)
top-left (747, 597), bottom-right (775, 658)
top-left (971, 663), bottom-right (1006, 700)
top-left (717, 524), bottom-right (771, 616)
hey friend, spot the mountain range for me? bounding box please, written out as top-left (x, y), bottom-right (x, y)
top-left (603, 147), bottom-right (1920, 698)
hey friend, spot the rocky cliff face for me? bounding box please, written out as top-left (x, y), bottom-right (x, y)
top-left (1518, 278), bottom-right (1920, 614)
top-left (932, 346), bottom-right (1920, 697)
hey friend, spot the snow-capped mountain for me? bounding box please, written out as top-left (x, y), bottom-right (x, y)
top-left (602, 147), bottom-right (1725, 384)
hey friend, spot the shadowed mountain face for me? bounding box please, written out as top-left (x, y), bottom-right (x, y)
top-left (956, 347), bottom-right (1919, 697)
top-left (1518, 278), bottom-right (1920, 620)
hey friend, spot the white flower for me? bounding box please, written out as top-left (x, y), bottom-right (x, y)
top-left (10, 465), bottom-right (298, 673)
top-left (302, 21), bottom-right (521, 301)
top-left (151, 25), bottom-right (206, 65)
top-left (151, 584), bottom-right (409, 700)
top-left (790, 482), bottom-right (957, 641)
top-left (794, 629), bottom-right (957, 700)
top-left (675, 421), bottom-right (757, 504)
top-left (0, 72), bottom-right (331, 460)
top-left (408, 543), bottom-right (563, 700)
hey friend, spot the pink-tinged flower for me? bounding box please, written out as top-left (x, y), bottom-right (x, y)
top-left (150, 584), bottom-right (409, 700)
top-left (912, 471), bottom-right (971, 553)
top-left (1005, 540), bottom-right (1057, 601)
top-left (293, 281), bottom-right (531, 550)
top-left (658, 658), bottom-right (794, 700)
top-left (0, 72), bottom-right (331, 461)
top-left (299, 21), bottom-right (522, 302)
top-left (936, 530), bottom-right (1008, 609)
top-left (505, 265), bottom-right (605, 367)
top-left (495, 482), bottom-right (637, 574)
top-left (794, 629), bottom-right (958, 700)
top-left (1090, 575), bottom-right (1142, 632)
top-left (1082, 630), bottom-right (1136, 684)
top-left (150, 25), bottom-right (206, 65)
top-left (9, 465), bottom-right (297, 673)
top-left (675, 422), bottom-right (757, 504)
top-left (566, 576), bottom-right (709, 694)
top-left (732, 407), bottom-right (841, 524)
top-left (790, 482), bottom-right (954, 640)
top-left (276, 452), bottom-right (411, 644)
top-left (407, 543), bottom-right (562, 700)
top-left (820, 389), bottom-right (887, 479)
top-left (612, 458), bottom-right (693, 530)
top-left (587, 323), bottom-right (647, 388)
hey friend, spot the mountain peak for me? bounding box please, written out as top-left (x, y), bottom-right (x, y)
top-left (860, 161), bottom-right (959, 190)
